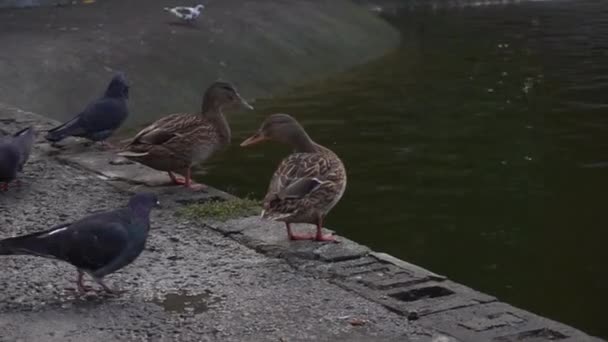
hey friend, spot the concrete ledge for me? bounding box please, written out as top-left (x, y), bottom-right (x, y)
top-left (1, 104), bottom-right (604, 341)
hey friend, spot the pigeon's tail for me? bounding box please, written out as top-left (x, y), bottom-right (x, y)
top-left (13, 126), bottom-right (34, 138)
top-left (45, 116), bottom-right (84, 142)
top-left (0, 238), bottom-right (22, 256)
top-left (0, 235), bottom-right (37, 256)
top-left (0, 225), bottom-right (67, 258)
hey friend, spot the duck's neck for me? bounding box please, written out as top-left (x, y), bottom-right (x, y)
top-left (290, 128), bottom-right (318, 153)
top-left (201, 103), bottom-right (231, 145)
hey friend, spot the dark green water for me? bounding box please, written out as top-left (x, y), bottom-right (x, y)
top-left (202, 0), bottom-right (608, 338)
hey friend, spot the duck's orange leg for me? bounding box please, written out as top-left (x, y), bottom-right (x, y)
top-left (286, 223), bottom-right (314, 240)
top-left (183, 168), bottom-right (207, 191)
top-left (168, 171), bottom-right (186, 185)
top-left (315, 217), bottom-right (338, 242)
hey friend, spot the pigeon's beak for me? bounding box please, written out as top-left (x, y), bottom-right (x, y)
top-left (240, 131), bottom-right (267, 147)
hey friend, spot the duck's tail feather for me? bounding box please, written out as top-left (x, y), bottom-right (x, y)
top-left (117, 151), bottom-right (149, 157)
top-left (261, 210), bottom-right (293, 221)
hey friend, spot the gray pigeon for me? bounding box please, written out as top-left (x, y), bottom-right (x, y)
top-left (0, 126), bottom-right (36, 191)
top-left (45, 73), bottom-right (129, 146)
top-left (0, 192), bottom-right (159, 294)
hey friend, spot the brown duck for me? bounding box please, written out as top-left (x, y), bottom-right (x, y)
top-left (241, 114), bottom-right (347, 242)
top-left (119, 82), bottom-right (252, 189)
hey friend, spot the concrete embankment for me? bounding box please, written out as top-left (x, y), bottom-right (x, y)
top-left (0, 104), bottom-right (603, 341)
top-left (0, 0), bottom-right (399, 127)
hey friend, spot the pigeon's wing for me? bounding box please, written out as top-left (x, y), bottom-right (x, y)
top-left (62, 218), bottom-right (129, 271)
top-left (45, 113), bottom-right (87, 141)
top-left (12, 127), bottom-right (35, 169)
top-left (0, 143), bottom-right (19, 181)
top-left (79, 97), bottom-right (128, 132)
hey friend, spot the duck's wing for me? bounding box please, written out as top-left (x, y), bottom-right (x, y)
top-left (265, 153), bottom-right (331, 201)
top-left (128, 113), bottom-right (197, 146)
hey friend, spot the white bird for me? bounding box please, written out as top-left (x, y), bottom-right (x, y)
top-left (164, 4), bottom-right (205, 21)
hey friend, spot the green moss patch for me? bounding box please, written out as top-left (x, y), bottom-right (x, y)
top-left (179, 197), bottom-right (261, 221)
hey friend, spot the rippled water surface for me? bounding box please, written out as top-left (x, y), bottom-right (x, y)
top-left (200, 0), bottom-right (608, 338)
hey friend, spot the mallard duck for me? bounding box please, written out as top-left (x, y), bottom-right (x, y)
top-left (240, 114), bottom-right (347, 242)
top-left (119, 81), bottom-right (253, 190)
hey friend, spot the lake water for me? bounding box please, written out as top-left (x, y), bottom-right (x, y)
top-left (200, 0), bottom-right (608, 338)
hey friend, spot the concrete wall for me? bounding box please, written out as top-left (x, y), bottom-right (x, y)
top-left (0, 0), bottom-right (400, 127)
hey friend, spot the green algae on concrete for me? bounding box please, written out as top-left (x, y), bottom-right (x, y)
top-left (179, 197), bottom-right (261, 222)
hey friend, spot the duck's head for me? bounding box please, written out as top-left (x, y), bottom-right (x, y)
top-left (195, 4), bottom-right (205, 11)
top-left (241, 113), bottom-right (309, 147)
top-left (202, 81), bottom-right (253, 113)
top-left (105, 72), bottom-right (129, 99)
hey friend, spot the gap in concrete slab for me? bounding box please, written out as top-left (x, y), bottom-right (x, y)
top-left (389, 286), bottom-right (454, 303)
top-left (494, 328), bottom-right (568, 342)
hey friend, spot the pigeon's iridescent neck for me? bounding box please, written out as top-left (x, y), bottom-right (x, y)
top-left (129, 205), bottom-right (153, 223)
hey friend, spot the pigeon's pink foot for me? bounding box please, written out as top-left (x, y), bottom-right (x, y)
top-left (95, 278), bottom-right (125, 296)
top-left (77, 284), bottom-right (95, 294)
top-left (77, 271), bottom-right (94, 294)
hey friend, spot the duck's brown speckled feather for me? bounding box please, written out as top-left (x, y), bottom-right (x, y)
top-left (263, 145), bottom-right (346, 224)
top-left (122, 113), bottom-right (226, 172)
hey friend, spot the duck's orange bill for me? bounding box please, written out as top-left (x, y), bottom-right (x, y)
top-left (240, 133), bottom-right (268, 147)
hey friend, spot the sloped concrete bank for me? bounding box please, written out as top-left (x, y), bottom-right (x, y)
top-left (1, 107), bottom-right (603, 342)
top-left (0, 0), bottom-right (399, 128)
